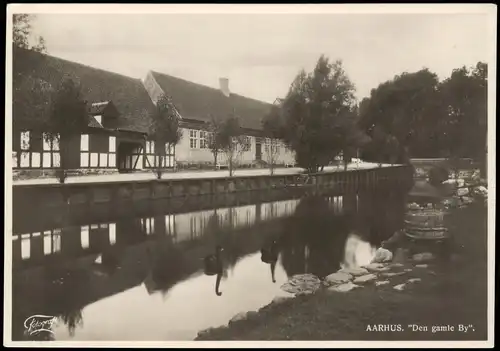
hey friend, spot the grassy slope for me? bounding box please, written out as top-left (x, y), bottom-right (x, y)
top-left (196, 203), bottom-right (488, 341)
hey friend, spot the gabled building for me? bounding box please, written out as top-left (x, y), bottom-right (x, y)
top-left (11, 47), bottom-right (295, 176)
top-left (12, 46), bottom-right (174, 174)
top-left (143, 71), bottom-right (294, 167)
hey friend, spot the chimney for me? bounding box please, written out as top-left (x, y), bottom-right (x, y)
top-left (219, 77), bottom-right (230, 97)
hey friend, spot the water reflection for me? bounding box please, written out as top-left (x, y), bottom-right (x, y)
top-left (204, 246), bottom-right (225, 296)
top-left (261, 240), bottom-right (279, 283)
top-left (12, 189), bottom-right (407, 341)
top-left (341, 233), bottom-right (377, 269)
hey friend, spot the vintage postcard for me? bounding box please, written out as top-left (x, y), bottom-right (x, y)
top-left (4, 3), bottom-right (496, 348)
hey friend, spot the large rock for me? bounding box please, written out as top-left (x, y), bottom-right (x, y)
top-left (324, 272), bottom-right (353, 286)
top-left (371, 248), bottom-right (393, 263)
top-left (328, 282), bottom-right (361, 293)
top-left (443, 178), bottom-right (465, 188)
top-left (338, 267), bottom-right (369, 277)
top-left (363, 263), bottom-right (390, 272)
top-left (473, 186), bottom-right (488, 196)
top-left (353, 274), bottom-right (378, 284)
top-left (380, 271), bottom-right (406, 278)
top-left (457, 188), bottom-right (469, 197)
top-left (390, 263), bottom-right (404, 268)
top-left (393, 283), bottom-right (407, 291)
top-left (280, 274), bottom-right (321, 294)
top-left (412, 252), bottom-right (435, 263)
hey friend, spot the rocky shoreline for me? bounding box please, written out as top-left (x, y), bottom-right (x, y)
top-left (195, 181), bottom-right (488, 341)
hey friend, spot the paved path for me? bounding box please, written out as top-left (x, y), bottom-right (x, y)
top-left (12, 162), bottom-right (395, 186)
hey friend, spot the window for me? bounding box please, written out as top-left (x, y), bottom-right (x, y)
top-left (42, 133), bottom-right (61, 168)
top-left (20, 131), bottom-right (30, 150)
top-left (80, 226), bottom-right (90, 249)
top-left (241, 136), bottom-right (251, 151)
top-left (109, 223), bottom-right (116, 245)
top-left (20, 152), bottom-right (30, 168)
top-left (141, 218), bottom-right (155, 235)
top-left (90, 153), bottom-right (99, 167)
top-left (95, 115), bottom-right (102, 125)
top-left (81, 134), bottom-right (89, 151)
top-left (189, 130), bottom-right (198, 149)
top-left (80, 134), bottom-right (90, 168)
top-left (200, 131), bottom-right (208, 149)
top-left (109, 136), bottom-right (116, 152)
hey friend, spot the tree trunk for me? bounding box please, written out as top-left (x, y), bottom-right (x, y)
top-left (213, 152), bottom-right (218, 171)
top-left (58, 135), bottom-right (69, 184)
top-left (156, 156), bottom-right (163, 179)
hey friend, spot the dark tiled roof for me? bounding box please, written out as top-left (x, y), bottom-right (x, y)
top-left (150, 71), bottom-right (273, 131)
top-left (12, 46), bottom-right (155, 134)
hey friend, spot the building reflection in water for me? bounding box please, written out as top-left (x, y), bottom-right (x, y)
top-left (11, 189), bottom-right (407, 341)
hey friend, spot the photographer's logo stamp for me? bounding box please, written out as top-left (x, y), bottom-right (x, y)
top-left (24, 315), bottom-right (58, 336)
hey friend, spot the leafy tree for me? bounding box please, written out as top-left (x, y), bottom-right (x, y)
top-left (280, 56), bottom-right (358, 173)
top-left (337, 105), bottom-right (371, 170)
top-left (219, 114), bottom-right (248, 177)
top-left (149, 94), bottom-right (182, 179)
top-left (44, 78), bottom-right (88, 183)
top-left (13, 14), bottom-right (46, 53)
top-left (205, 115), bottom-right (226, 170)
top-left (438, 62), bottom-right (487, 177)
top-left (262, 105), bottom-right (285, 175)
top-left (358, 69), bottom-right (442, 159)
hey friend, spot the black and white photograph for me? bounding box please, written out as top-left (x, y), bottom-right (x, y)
top-left (4, 4), bottom-right (496, 347)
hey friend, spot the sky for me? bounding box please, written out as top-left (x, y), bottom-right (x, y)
top-left (25, 10), bottom-right (494, 104)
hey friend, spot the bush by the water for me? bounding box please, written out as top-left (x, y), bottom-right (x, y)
top-left (428, 166), bottom-right (449, 186)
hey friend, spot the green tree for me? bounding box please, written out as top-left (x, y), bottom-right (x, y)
top-left (13, 14), bottom-right (46, 53)
top-left (281, 56), bottom-right (357, 173)
top-left (262, 105), bottom-right (285, 175)
top-left (358, 69), bottom-right (442, 159)
top-left (338, 105), bottom-right (371, 170)
top-left (219, 114), bottom-right (248, 177)
top-left (149, 94), bottom-right (183, 179)
top-left (205, 115), bottom-right (226, 170)
top-left (44, 78), bottom-right (88, 183)
top-left (438, 62), bottom-right (487, 177)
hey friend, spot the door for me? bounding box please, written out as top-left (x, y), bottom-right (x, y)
top-left (255, 140), bottom-right (262, 161)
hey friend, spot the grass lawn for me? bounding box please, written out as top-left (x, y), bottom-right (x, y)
top-left (196, 202), bottom-right (488, 341)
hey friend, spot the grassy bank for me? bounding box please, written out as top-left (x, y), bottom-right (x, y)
top-left (196, 202), bottom-right (488, 341)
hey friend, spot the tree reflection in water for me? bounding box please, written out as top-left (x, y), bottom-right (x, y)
top-left (279, 190), bottom-right (407, 279)
top-left (279, 195), bottom-right (352, 279)
top-left (46, 265), bottom-right (89, 338)
top-left (145, 241), bottom-right (193, 298)
top-left (59, 309), bottom-right (83, 337)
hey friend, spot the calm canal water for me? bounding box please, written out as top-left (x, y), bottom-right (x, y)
top-left (12, 188), bottom-right (408, 341)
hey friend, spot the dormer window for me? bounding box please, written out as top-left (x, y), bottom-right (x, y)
top-left (95, 115), bottom-right (102, 125)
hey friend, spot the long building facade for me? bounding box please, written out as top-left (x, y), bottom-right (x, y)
top-left (12, 47), bottom-right (295, 177)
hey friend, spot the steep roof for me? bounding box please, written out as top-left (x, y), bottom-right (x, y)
top-left (149, 71), bottom-right (273, 131)
top-left (12, 46), bottom-right (156, 134)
